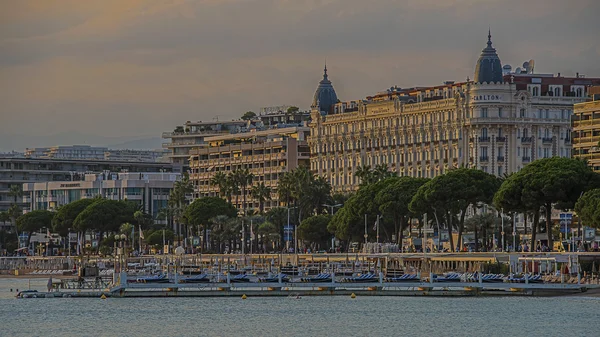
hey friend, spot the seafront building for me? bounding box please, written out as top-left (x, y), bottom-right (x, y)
top-left (0, 157), bottom-right (180, 213)
top-left (24, 145), bottom-right (167, 163)
top-left (573, 86), bottom-right (600, 172)
top-left (188, 126), bottom-right (310, 211)
top-left (308, 32), bottom-right (600, 194)
top-left (23, 172), bottom-right (179, 219)
top-left (162, 120), bottom-right (252, 166)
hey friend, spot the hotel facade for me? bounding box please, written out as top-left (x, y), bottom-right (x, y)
top-left (573, 87), bottom-right (600, 172)
top-left (308, 32), bottom-right (600, 193)
top-left (188, 126), bottom-right (310, 211)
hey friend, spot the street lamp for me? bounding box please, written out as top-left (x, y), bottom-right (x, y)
top-left (323, 204), bottom-right (343, 251)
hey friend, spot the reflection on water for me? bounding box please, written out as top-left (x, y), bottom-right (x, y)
top-left (0, 278), bottom-right (598, 337)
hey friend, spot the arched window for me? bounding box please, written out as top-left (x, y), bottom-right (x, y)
top-left (554, 87), bottom-right (560, 96)
top-left (532, 87), bottom-right (539, 96)
top-left (577, 88), bottom-right (583, 97)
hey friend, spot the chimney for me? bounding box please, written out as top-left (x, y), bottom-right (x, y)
top-left (576, 72), bottom-right (579, 78)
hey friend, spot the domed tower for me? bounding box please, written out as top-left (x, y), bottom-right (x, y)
top-left (312, 63), bottom-right (338, 114)
top-left (474, 30), bottom-right (503, 83)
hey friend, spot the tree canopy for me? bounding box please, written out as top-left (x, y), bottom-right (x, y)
top-left (185, 197), bottom-right (237, 228)
top-left (241, 111), bottom-right (257, 120)
top-left (73, 199), bottom-right (137, 234)
top-left (298, 214), bottom-right (331, 249)
top-left (17, 210), bottom-right (54, 246)
top-left (575, 188), bottom-right (600, 229)
top-left (52, 198), bottom-right (97, 236)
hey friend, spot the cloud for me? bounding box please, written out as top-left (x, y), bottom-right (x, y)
top-left (0, 0), bottom-right (599, 150)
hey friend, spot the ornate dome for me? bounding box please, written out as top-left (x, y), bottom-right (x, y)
top-left (312, 64), bottom-right (338, 114)
top-left (474, 30), bottom-right (503, 83)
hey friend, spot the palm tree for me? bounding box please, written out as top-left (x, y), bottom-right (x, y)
top-left (210, 172), bottom-right (228, 198)
top-left (227, 172), bottom-right (240, 206)
top-left (0, 211), bottom-right (9, 227)
top-left (169, 173), bottom-right (193, 246)
top-left (235, 169), bottom-right (254, 214)
top-left (277, 172), bottom-right (294, 207)
top-left (251, 183), bottom-right (272, 214)
top-left (355, 165), bottom-right (373, 185)
top-left (309, 176), bottom-right (332, 214)
top-left (8, 185), bottom-right (23, 205)
top-left (373, 163), bottom-right (393, 181)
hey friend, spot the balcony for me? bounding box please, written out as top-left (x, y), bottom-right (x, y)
top-left (542, 137), bottom-right (554, 144)
top-left (497, 156), bottom-right (505, 162)
top-left (521, 137), bottom-right (533, 143)
top-left (479, 156), bottom-right (489, 162)
top-left (496, 136), bottom-right (506, 142)
top-left (522, 157), bottom-right (531, 163)
top-left (478, 137), bottom-right (490, 143)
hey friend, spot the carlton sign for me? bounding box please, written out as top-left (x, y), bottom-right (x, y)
top-left (470, 94), bottom-right (503, 101)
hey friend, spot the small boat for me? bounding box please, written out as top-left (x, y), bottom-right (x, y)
top-left (344, 273), bottom-right (377, 283)
top-left (301, 273), bottom-right (332, 283)
top-left (230, 274), bottom-right (250, 283)
top-left (180, 273), bottom-right (210, 283)
top-left (16, 290), bottom-right (39, 298)
top-left (389, 274), bottom-right (419, 282)
top-left (135, 274), bottom-right (170, 284)
top-left (261, 274), bottom-right (290, 283)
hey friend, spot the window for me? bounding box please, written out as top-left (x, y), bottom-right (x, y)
top-left (498, 128), bottom-right (503, 137)
top-left (481, 147), bottom-right (488, 157)
top-left (577, 88), bottom-right (583, 97)
top-left (543, 148), bottom-right (550, 158)
top-left (545, 109), bottom-right (550, 118)
top-left (517, 147), bottom-right (521, 156)
top-left (532, 86), bottom-right (539, 96)
top-left (498, 166), bottom-right (503, 176)
top-left (481, 108), bottom-right (488, 118)
top-left (498, 107), bottom-right (503, 118)
top-left (481, 128), bottom-right (488, 138)
top-left (554, 87), bottom-right (560, 96)
top-left (520, 109), bottom-right (526, 118)
top-left (523, 128), bottom-right (529, 138)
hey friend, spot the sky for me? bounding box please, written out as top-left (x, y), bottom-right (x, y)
top-left (1, 0), bottom-right (599, 150)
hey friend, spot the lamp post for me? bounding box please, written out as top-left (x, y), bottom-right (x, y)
top-left (67, 228), bottom-right (71, 257)
top-left (286, 206), bottom-right (298, 255)
top-left (322, 203), bottom-right (342, 251)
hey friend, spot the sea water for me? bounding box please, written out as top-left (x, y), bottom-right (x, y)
top-left (0, 278), bottom-right (598, 337)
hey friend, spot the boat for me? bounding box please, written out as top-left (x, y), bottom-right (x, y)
top-left (301, 273), bottom-right (332, 283)
top-left (261, 274), bottom-right (290, 283)
top-left (134, 274), bottom-right (170, 283)
top-left (16, 290), bottom-right (39, 298)
top-left (180, 273), bottom-right (210, 283)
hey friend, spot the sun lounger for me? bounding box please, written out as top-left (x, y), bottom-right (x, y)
top-left (390, 274), bottom-right (418, 282)
top-left (344, 273), bottom-right (377, 283)
top-left (230, 274), bottom-right (250, 283)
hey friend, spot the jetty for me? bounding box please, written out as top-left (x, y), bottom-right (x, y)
top-left (8, 251), bottom-right (600, 299)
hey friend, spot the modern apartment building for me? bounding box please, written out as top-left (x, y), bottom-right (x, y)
top-left (104, 149), bottom-right (169, 162)
top-left (23, 172), bottom-right (179, 219)
top-left (25, 145), bottom-right (107, 160)
top-left (188, 126), bottom-right (310, 211)
top-left (162, 120), bottom-right (252, 166)
top-left (0, 157), bottom-right (180, 212)
top-left (573, 87), bottom-right (600, 172)
top-left (308, 31), bottom-right (600, 194)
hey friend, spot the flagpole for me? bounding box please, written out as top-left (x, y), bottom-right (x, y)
top-left (139, 225), bottom-right (143, 255)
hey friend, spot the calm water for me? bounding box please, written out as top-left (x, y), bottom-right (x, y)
top-left (1, 278), bottom-right (598, 337)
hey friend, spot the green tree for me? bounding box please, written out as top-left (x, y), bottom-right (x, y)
top-left (234, 168), bottom-right (254, 214)
top-left (375, 176), bottom-right (428, 246)
top-left (169, 173), bottom-right (193, 244)
top-left (146, 229), bottom-right (174, 248)
top-left (52, 198), bottom-right (97, 236)
top-left (257, 221), bottom-right (279, 251)
top-left (73, 199), bottom-right (136, 239)
top-left (266, 207), bottom-right (288, 249)
top-left (210, 172), bottom-right (228, 199)
top-left (17, 210), bottom-right (54, 247)
top-left (575, 188), bottom-right (600, 229)
top-left (355, 165), bottom-right (374, 185)
top-left (286, 106), bottom-right (300, 114)
top-left (0, 211), bottom-right (10, 228)
top-left (241, 111), bottom-right (257, 120)
top-left (251, 182), bottom-right (272, 214)
top-left (495, 158), bottom-right (599, 250)
top-left (8, 184), bottom-right (23, 205)
top-left (298, 214), bottom-right (332, 250)
top-left (7, 204), bottom-right (22, 230)
top-left (184, 197), bottom-right (237, 251)
top-left (464, 213), bottom-right (500, 252)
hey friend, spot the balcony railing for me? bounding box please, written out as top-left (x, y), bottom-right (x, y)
top-left (497, 156), bottom-right (505, 162)
top-left (478, 137), bottom-right (490, 142)
top-left (479, 156), bottom-right (489, 162)
top-left (521, 137), bottom-right (533, 143)
top-left (522, 157), bottom-right (531, 163)
top-left (542, 137), bottom-right (553, 144)
top-left (496, 136), bottom-right (506, 142)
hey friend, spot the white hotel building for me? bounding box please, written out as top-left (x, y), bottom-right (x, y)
top-left (308, 32), bottom-right (600, 194)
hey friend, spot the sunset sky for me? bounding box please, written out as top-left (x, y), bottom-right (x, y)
top-left (1, 0), bottom-right (599, 150)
